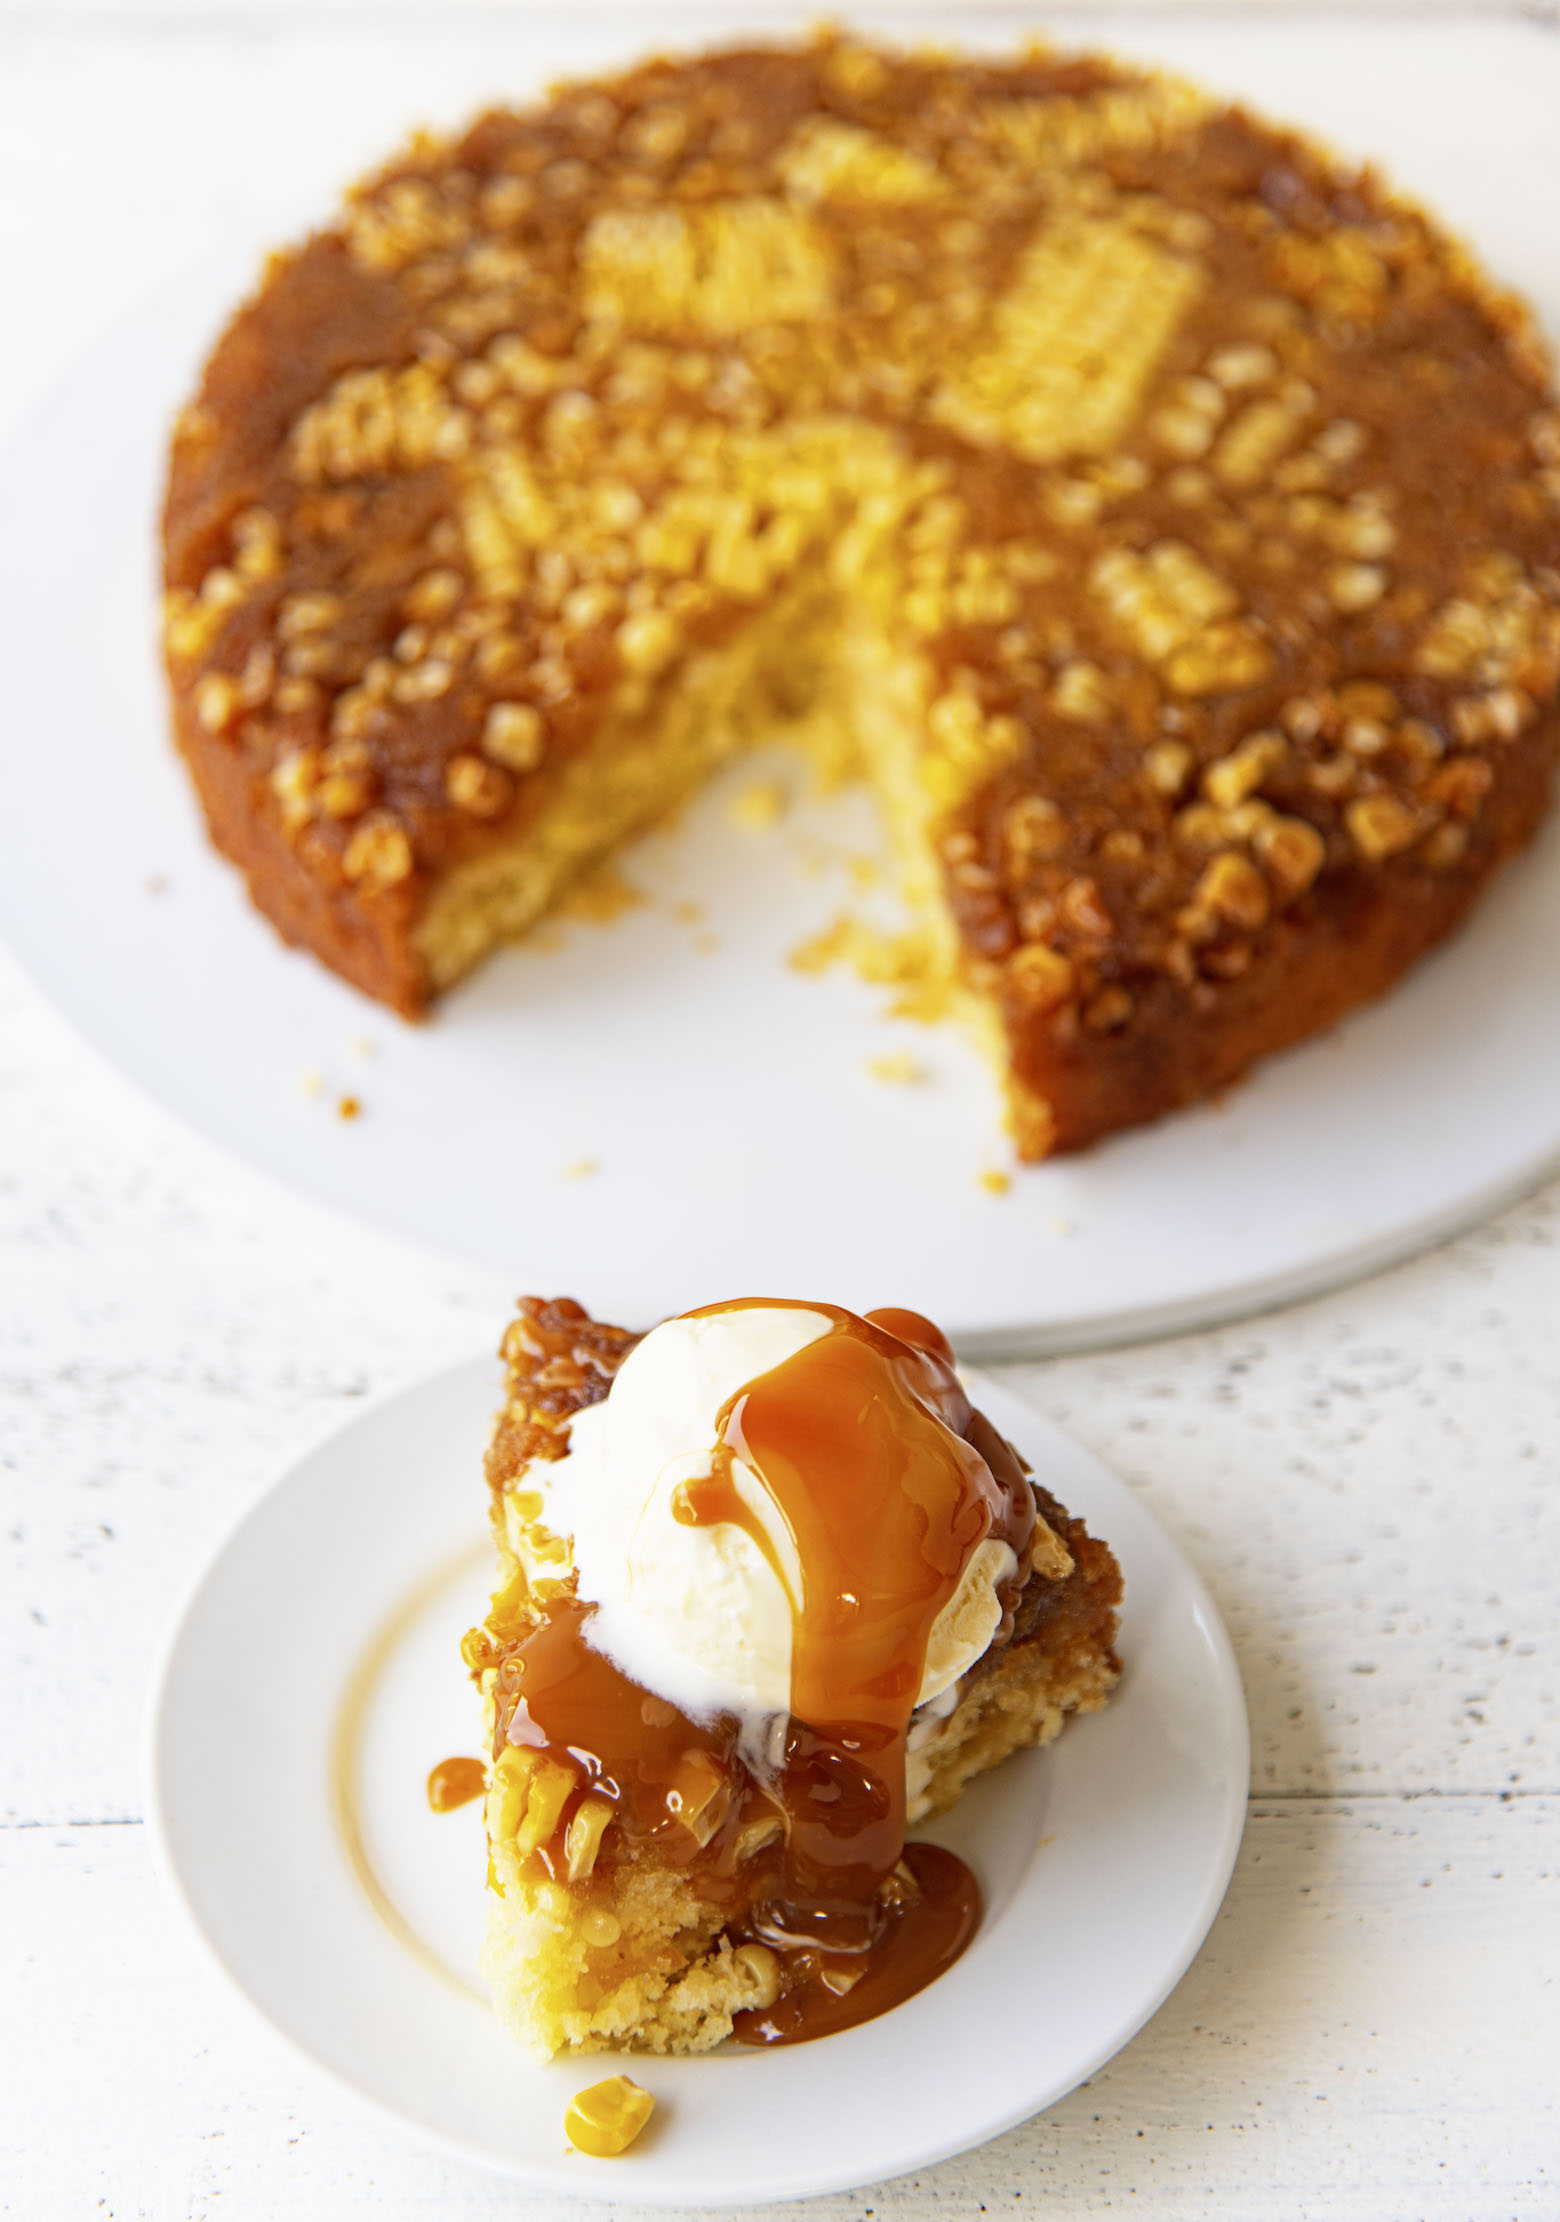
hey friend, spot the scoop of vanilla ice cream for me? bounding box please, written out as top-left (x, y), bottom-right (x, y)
top-left (524, 1304), bottom-right (1019, 1736)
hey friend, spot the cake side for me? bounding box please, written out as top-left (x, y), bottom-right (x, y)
top-left (1000, 715), bottom-right (1559, 1154)
top-left (911, 1486), bottom-right (1124, 1821)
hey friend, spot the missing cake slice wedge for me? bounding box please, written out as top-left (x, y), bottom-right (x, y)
top-left (463, 1295), bottom-right (1123, 2057)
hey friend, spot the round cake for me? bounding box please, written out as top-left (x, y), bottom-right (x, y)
top-left (162, 32), bottom-right (1560, 1157)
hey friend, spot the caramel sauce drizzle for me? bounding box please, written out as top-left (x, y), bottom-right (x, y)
top-left (495, 1591), bottom-right (749, 1849)
top-left (679, 1301), bottom-right (1030, 1942)
top-left (489, 1299), bottom-right (1037, 2042)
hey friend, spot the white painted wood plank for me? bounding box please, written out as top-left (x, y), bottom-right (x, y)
top-left (4, 1800), bottom-right (1555, 2219)
top-left (1008, 1231), bottom-right (1560, 1801)
top-left (3, 6), bottom-right (1560, 2212)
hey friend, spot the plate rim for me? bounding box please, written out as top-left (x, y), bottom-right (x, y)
top-left (143, 1352), bottom-right (1251, 2205)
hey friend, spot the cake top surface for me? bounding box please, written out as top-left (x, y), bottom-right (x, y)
top-left (165, 32), bottom-right (1560, 1023)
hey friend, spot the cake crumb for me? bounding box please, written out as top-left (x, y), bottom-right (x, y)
top-left (979, 1168), bottom-right (1011, 1196)
top-left (790, 913), bottom-right (953, 1022)
top-left (790, 837), bottom-right (880, 889)
top-left (561, 1156), bottom-right (600, 1180)
top-left (730, 781), bottom-right (787, 830)
top-left (337, 1093), bottom-right (362, 1121)
top-left (671, 899), bottom-right (704, 926)
top-left (146, 874), bottom-right (168, 897)
top-left (1049, 1212), bottom-right (1075, 1235)
top-left (559, 864), bottom-right (644, 925)
top-left (789, 915), bottom-right (854, 975)
top-left (867, 1052), bottom-right (924, 1085)
top-left (299, 1068), bottom-right (325, 1101)
top-left (349, 1035), bottom-right (376, 1060)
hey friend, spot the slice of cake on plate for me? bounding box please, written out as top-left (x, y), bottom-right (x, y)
top-left (462, 1294), bottom-right (1122, 2055)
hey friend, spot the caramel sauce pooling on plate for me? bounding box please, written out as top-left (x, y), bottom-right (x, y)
top-left (427, 1754), bottom-right (489, 1813)
top-left (493, 1300), bottom-right (1036, 2042)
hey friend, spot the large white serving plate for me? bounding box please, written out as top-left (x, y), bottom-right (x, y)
top-left (144, 1360), bottom-right (1249, 2206)
top-left (5, 12), bottom-right (1560, 1354)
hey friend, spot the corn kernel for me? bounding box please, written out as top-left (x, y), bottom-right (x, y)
top-left (564, 1794), bottom-right (615, 1882)
top-left (342, 816), bottom-right (413, 892)
top-left (1346, 792), bottom-right (1419, 860)
top-left (665, 1749), bottom-right (729, 1849)
top-left (615, 608), bottom-right (683, 676)
top-left (1328, 562), bottom-right (1387, 613)
top-left (194, 673), bottom-right (239, 733)
top-left (446, 753), bottom-right (514, 819)
top-left (1051, 661), bottom-right (1111, 721)
top-left (317, 770), bottom-right (373, 821)
top-left (1006, 944), bottom-right (1075, 1014)
top-left (1194, 850), bottom-right (1269, 931)
top-left (1202, 731), bottom-right (1285, 809)
top-left (483, 702), bottom-right (545, 772)
top-left (1255, 813), bottom-right (1326, 898)
top-left (564, 2077), bottom-right (655, 2159)
top-left (1002, 793), bottom-right (1066, 864)
top-left (1145, 740), bottom-right (1193, 797)
top-left (515, 1754), bottom-right (576, 1857)
top-left (404, 567), bottom-right (463, 621)
top-left (492, 1745), bottom-right (534, 1843)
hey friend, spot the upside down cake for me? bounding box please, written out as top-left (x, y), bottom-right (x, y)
top-left (162, 34), bottom-right (1560, 1157)
top-left (461, 1296), bottom-right (1122, 2055)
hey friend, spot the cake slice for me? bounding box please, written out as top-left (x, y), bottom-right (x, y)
top-left (463, 1295), bottom-right (1122, 2056)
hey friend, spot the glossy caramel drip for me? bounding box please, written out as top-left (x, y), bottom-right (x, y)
top-left (495, 1592), bottom-right (743, 1851)
top-left (678, 1299), bottom-right (1033, 1946)
top-left (426, 1754), bottom-right (488, 1813)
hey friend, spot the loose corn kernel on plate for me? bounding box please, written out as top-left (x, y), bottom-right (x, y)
top-left (145, 1358), bottom-right (1248, 2204)
top-left (4, 11), bottom-right (1560, 1352)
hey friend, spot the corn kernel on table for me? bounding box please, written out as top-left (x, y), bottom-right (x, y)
top-left (2, 4), bottom-right (1558, 2218)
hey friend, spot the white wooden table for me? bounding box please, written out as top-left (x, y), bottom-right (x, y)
top-left (3, 5), bottom-right (1557, 2216)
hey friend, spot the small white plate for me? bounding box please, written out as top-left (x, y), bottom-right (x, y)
top-left (11, 13), bottom-right (1560, 1354)
top-left (145, 1358), bottom-right (1249, 2206)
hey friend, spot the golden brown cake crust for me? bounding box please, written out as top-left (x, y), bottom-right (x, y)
top-left (487, 1294), bottom-right (641, 1482)
top-left (164, 35), bottom-right (1560, 1147)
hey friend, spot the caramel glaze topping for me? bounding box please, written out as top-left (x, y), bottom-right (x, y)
top-left (487, 1298), bottom-right (1037, 2042)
